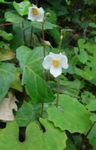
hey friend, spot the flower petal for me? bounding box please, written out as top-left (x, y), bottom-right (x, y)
top-left (42, 55), bottom-right (52, 70)
top-left (60, 54), bottom-right (69, 69)
top-left (28, 7), bottom-right (33, 20)
top-left (33, 7), bottom-right (44, 22)
top-left (28, 6), bottom-right (44, 22)
top-left (50, 66), bottom-right (62, 78)
top-left (49, 52), bottom-right (61, 59)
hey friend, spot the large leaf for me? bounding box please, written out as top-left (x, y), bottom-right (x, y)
top-left (89, 138), bottom-right (96, 150)
top-left (13, 1), bottom-right (31, 16)
top-left (0, 121), bottom-right (44, 150)
top-left (32, 21), bottom-right (57, 30)
top-left (0, 120), bottom-right (67, 150)
top-left (5, 11), bottom-right (23, 24)
top-left (0, 30), bottom-right (13, 41)
top-left (47, 94), bottom-right (91, 133)
top-left (16, 101), bottom-right (34, 126)
top-left (0, 0), bottom-right (4, 3)
top-left (40, 119), bottom-right (67, 150)
top-left (16, 46), bottom-right (54, 103)
top-left (86, 100), bottom-right (96, 111)
top-left (0, 63), bottom-right (16, 101)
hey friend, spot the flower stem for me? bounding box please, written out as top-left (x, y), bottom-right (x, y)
top-left (21, 21), bottom-right (26, 45)
top-left (30, 26), bottom-right (33, 48)
top-left (58, 39), bottom-right (62, 50)
top-left (86, 121), bottom-right (96, 137)
top-left (42, 20), bottom-right (46, 57)
top-left (56, 78), bottom-right (60, 107)
top-left (41, 20), bottom-right (46, 116)
top-left (40, 103), bottom-right (44, 117)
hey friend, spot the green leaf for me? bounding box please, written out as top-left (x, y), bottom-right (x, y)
top-left (10, 70), bottom-right (23, 92)
top-left (16, 46), bottom-right (54, 103)
top-left (5, 11), bottom-right (23, 24)
top-left (48, 10), bottom-right (57, 23)
top-left (81, 91), bottom-right (96, 105)
top-left (47, 94), bottom-right (91, 133)
top-left (0, 63), bottom-right (16, 101)
top-left (74, 47), bottom-right (88, 64)
top-left (11, 24), bottom-right (24, 49)
top-left (13, 1), bottom-right (31, 16)
top-left (60, 79), bottom-right (83, 98)
top-left (0, 121), bottom-right (44, 150)
top-left (86, 100), bottom-right (96, 111)
top-left (65, 139), bottom-right (76, 150)
top-left (0, 120), bottom-right (68, 150)
top-left (32, 21), bottom-right (57, 30)
top-left (40, 119), bottom-right (67, 150)
top-left (0, 0), bottom-right (4, 3)
top-left (87, 123), bottom-right (96, 139)
top-left (16, 101), bottom-right (34, 126)
top-left (89, 138), bottom-right (96, 150)
top-left (0, 30), bottom-right (13, 41)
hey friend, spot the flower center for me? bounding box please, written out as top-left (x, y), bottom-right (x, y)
top-left (32, 8), bottom-right (39, 16)
top-left (52, 59), bottom-right (60, 68)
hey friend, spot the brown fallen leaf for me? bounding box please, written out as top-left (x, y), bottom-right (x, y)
top-left (0, 48), bottom-right (15, 61)
top-left (0, 92), bottom-right (18, 121)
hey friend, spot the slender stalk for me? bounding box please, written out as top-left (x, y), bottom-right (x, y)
top-left (0, 22), bottom-right (13, 27)
top-left (41, 20), bottom-right (46, 116)
top-left (56, 78), bottom-right (60, 107)
top-left (58, 38), bottom-right (62, 50)
top-left (86, 122), bottom-right (96, 137)
top-left (40, 103), bottom-right (44, 117)
top-left (30, 26), bottom-right (33, 48)
top-left (42, 20), bottom-right (46, 57)
top-left (58, 34), bottom-right (63, 52)
top-left (21, 21), bottom-right (26, 45)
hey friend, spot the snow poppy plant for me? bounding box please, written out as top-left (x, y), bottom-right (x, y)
top-left (42, 52), bottom-right (69, 77)
top-left (28, 5), bottom-right (44, 22)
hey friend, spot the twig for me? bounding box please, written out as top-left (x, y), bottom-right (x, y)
top-left (0, 23), bottom-right (13, 27)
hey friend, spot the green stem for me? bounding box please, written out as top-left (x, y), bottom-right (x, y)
top-left (41, 103), bottom-right (44, 117)
top-left (58, 39), bottom-right (62, 50)
top-left (42, 20), bottom-right (46, 57)
top-left (21, 21), bottom-right (26, 45)
top-left (86, 122), bottom-right (96, 137)
top-left (58, 31), bottom-right (64, 52)
top-left (56, 78), bottom-right (60, 107)
top-left (40, 20), bottom-right (46, 116)
top-left (30, 26), bottom-right (33, 48)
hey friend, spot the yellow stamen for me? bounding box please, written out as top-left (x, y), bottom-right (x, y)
top-left (52, 59), bottom-right (60, 68)
top-left (32, 8), bottom-right (39, 16)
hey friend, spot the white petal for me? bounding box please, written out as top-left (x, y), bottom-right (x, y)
top-left (42, 55), bottom-right (52, 70)
top-left (33, 7), bottom-right (44, 22)
top-left (28, 6), bottom-right (44, 22)
top-left (50, 66), bottom-right (62, 78)
top-left (28, 7), bottom-right (33, 20)
top-left (49, 52), bottom-right (61, 59)
top-left (60, 54), bottom-right (69, 69)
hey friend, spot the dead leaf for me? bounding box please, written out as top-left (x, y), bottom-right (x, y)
top-left (0, 48), bottom-right (15, 61)
top-left (0, 92), bottom-right (18, 121)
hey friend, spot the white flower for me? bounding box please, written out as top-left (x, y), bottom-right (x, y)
top-left (28, 5), bottom-right (44, 22)
top-left (42, 52), bottom-right (69, 78)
